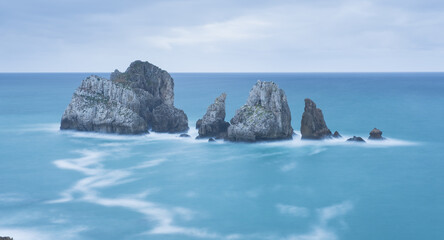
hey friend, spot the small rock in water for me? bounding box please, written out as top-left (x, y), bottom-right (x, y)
top-left (347, 136), bottom-right (366, 142)
top-left (179, 133), bottom-right (190, 138)
top-left (208, 138), bottom-right (216, 142)
top-left (369, 128), bottom-right (384, 140)
top-left (333, 131), bottom-right (342, 138)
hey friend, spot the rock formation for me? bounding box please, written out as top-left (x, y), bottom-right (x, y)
top-left (369, 128), bottom-right (384, 140)
top-left (347, 136), bottom-right (366, 142)
top-left (151, 104), bottom-right (188, 132)
top-left (333, 131), bottom-right (342, 138)
top-left (0, 237), bottom-right (13, 240)
top-left (196, 93), bottom-right (230, 139)
top-left (300, 98), bottom-right (332, 139)
top-left (227, 81), bottom-right (293, 142)
top-left (61, 60), bottom-right (188, 134)
top-left (60, 75), bottom-right (149, 134)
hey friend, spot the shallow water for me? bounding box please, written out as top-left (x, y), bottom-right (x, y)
top-left (0, 73), bottom-right (443, 240)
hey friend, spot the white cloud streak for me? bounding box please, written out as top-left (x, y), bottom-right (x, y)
top-left (1, 0), bottom-right (443, 71)
top-left (146, 17), bottom-right (271, 50)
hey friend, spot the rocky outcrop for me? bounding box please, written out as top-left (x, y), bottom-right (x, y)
top-left (227, 81), bottom-right (293, 142)
top-left (369, 128), bottom-right (384, 140)
top-left (61, 60), bottom-right (188, 134)
top-left (0, 237), bottom-right (13, 240)
top-left (110, 60), bottom-right (174, 106)
top-left (60, 75), bottom-right (148, 134)
top-left (196, 93), bottom-right (230, 139)
top-left (300, 98), bottom-right (332, 139)
top-left (347, 136), bottom-right (366, 142)
top-left (333, 131), bottom-right (342, 138)
top-left (151, 104), bottom-right (188, 133)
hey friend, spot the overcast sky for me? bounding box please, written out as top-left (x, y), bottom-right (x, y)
top-left (1, 0), bottom-right (443, 72)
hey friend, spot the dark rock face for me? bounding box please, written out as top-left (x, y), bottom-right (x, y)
top-left (196, 93), bottom-right (230, 139)
top-left (195, 119), bottom-right (202, 129)
top-left (300, 98), bottom-right (332, 139)
top-left (110, 60), bottom-right (174, 106)
top-left (61, 60), bottom-right (188, 134)
top-left (228, 81), bottom-right (293, 142)
top-left (152, 104), bottom-right (189, 133)
top-left (347, 136), bottom-right (366, 142)
top-left (333, 131), bottom-right (342, 138)
top-left (0, 237), bottom-right (13, 240)
top-left (369, 128), bottom-right (384, 140)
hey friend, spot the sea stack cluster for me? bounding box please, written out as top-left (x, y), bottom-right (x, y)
top-left (61, 60), bottom-right (386, 142)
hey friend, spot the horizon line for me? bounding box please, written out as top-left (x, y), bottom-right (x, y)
top-left (0, 71), bottom-right (444, 74)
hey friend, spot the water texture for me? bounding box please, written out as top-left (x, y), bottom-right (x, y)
top-left (0, 73), bottom-right (443, 240)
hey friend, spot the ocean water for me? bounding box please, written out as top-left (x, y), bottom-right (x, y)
top-left (0, 72), bottom-right (443, 240)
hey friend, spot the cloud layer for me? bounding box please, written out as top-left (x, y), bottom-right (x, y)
top-left (1, 0), bottom-right (443, 72)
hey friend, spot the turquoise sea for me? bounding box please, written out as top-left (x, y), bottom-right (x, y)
top-left (0, 73), bottom-right (443, 240)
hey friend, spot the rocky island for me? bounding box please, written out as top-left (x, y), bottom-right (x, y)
top-left (196, 93), bottom-right (230, 139)
top-left (300, 98), bottom-right (333, 139)
top-left (60, 60), bottom-right (188, 134)
top-left (369, 128), bottom-right (385, 140)
top-left (227, 81), bottom-right (293, 142)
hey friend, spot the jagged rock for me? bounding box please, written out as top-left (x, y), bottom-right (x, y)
top-left (227, 81), bottom-right (293, 142)
top-left (333, 131), bottom-right (342, 138)
top-left (300, 98), bottom-right (332, 139)
top-left (110, 60), bottom-right (174, 106)
top-left (196, 93), bottom-right (230, 139)
top-left (208, 138), bottom-right (216, 142)
top-left (369, 128), bottom-right (384, 140)
top-left (179, 133), bottom-right (190, 138)
top-left (60, 75), bottom-right (148, 134)
top-left (152, 104), bottom-right (189, 133)
top-left (61, 60), bottom-right (188, 134)
top-left (0, 237), bottom-right (13, 240)
top-left (347, 136), bottom-right (366, 142)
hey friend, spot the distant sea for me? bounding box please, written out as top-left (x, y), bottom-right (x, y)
top-left (0, 73), bottom-right (443, 240)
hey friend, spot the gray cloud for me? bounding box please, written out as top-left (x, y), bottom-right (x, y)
top-left (0, 0), bottom-right (443, 72)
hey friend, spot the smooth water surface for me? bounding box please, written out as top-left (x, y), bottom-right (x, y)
top-left (0, 73), bottom-right (443, 240)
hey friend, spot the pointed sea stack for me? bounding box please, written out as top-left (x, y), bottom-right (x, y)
top-left (300, 98), bottom-right (332, 139)
top-left (196, 93), bottom-right (230, 139)
top-left (61, 60), bottom-right (189, 134)
top-left (368, 128), bottom-right (384, 140)
top-left (333, 131), bottom-right (342, 138)
top-left (227, 81), bottom-right (293, 142)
